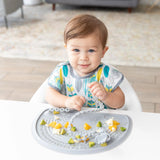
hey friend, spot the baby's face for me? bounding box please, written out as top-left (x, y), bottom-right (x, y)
top-left (66, 32), bottom-right (108, 77)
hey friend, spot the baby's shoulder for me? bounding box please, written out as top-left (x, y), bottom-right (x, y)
top-left (99, 63), bottom-right (122, 78)
top-left (56, 61), bottom-right (70, 68)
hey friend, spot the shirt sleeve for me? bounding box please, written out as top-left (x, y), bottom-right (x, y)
top-left (101, 65), bottom-right (124, 92)
top-left (48, 64), bottom-right (63, 92)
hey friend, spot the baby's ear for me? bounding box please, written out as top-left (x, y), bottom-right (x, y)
top-left (64, 44), bottom-right (67, 48)
top-left (102, 46), bottom-right (109, 57)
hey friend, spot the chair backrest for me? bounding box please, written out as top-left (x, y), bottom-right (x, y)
top-left (0, 0), bottom-right (23, 15)
top-left (30, 78), bottom-right (48, 104)
top-left (119, 77), bottom-right (142, 112)
top-left (30, 77), bottom-right (142, 112)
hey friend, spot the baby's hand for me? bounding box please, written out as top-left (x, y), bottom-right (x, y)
top-left (88, 82), bottom-right (107, 102)
top-left (65, 95), bottom-right (85, 111)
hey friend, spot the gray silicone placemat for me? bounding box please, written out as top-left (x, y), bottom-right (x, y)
top-left (32, 108), bottom-right (132, 154)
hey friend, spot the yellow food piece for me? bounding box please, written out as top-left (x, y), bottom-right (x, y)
top-left (64, 121), bottom-right (69, 128)
top-left (113, 120), bottom-right (120, 125)
top-left (84, 123), bottom-right (92, 130)
top-left (68, 138), bottom-right (75, 144)
top-left (101, 142), bottom-right (107, 147)
top-left (108, 125), bottom-right (117, 132)
top-left (89, 142), bottom-right (95, 147)
top-left (48, 121), bottom-right (56, 128)
top-left (71, 127), bottom-right (76, 132)
top-left (80, 136), bottom-right (89, 142)
top-left (107, 119), bottom-right (120, 132)
top-left (60, 129), bottom-right (66, 135)
top-left (55, 123), bottom-right (63, 129)
top-left (76, 135), bottom-right (81, 139)
top-left (53, 111), bottom-right (60, 114)
top-left (40, 119), bottom-right (46, 125)
top-left (71, 124), bottom-right (73, 127)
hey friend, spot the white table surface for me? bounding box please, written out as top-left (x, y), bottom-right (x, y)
top-left (0, 100), bottom-right (159, 160)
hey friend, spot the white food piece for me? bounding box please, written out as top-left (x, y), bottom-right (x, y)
top-left (105, 117), bottom-right (114, 126)
top-left (52, 128), bottom-right (61, 135)
top-left (74, 140), bottom-right (80, 143)
top-left (111, 127), bottom-right (116, 132)
top-left (54, 115), bottom-right (60, 120)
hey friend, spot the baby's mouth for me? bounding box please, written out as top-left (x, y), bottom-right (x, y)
top-left (79, 64), bottom-right (90, 68)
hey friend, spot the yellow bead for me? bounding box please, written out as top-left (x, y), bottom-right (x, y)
top-left (53, 111), bottom-right (60, 114)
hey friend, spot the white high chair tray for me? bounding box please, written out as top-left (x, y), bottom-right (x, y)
top-left (32, 108), bottom-right (132, 154)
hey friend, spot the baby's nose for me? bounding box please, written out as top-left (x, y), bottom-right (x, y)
top-left (80, 52), bottom-right (89, 60)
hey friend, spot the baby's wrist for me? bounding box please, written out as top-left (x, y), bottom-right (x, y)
top-left (64, 97), bottom-right (70, 108)
top-left (100, 92), bottom-right (108, 103)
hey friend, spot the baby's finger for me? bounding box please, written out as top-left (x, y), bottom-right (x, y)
top-left (80, 96), bottom-right (86, 104)
top-left (87, 81), bottom-right (98, 88)
top-left (89, 83), bottom-right (100, 93)
top-left (92, 87), bottom-right (102, 95)
top-left (74, 98), bottom-right (84, 107)
top-left (96, 91), bottom-right (105, 99)
top-left (73, 104), bottom-right (82, 111)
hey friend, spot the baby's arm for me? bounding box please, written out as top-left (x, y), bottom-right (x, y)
top-left (88, 82), bottom-right (125, 109)
top-left (45, 86), bottom-right (85, 111)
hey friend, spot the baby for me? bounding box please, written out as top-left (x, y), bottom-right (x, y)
top-left (45, 14), bottom-right (125, 111)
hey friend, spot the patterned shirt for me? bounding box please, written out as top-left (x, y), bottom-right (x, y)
top-left (48, 62), bottom-right (124, 108)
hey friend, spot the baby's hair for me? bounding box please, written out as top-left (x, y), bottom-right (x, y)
top-left (64, 14), bottom-right (108, 48)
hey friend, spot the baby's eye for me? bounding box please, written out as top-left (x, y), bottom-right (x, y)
top-left (88, 49), bottom-right (95, 53)
top-left (73, 49), bottom-right (80, 52)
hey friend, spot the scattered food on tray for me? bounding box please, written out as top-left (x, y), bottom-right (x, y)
top-left (48, 121), bottom-right (56, 128)
top-left (84, 123), bottom-right (92, 130)
top-left (105, 118), bottom-right (120, 132)
top-left (68, 138), bottom-right (75, 144)
top-left (40, 119), bottom-right (46, 125)
top-left (55, 123), bottom-right (63, 129)
top-left (108, 125), bottom-right (117, 132)
top-left (71, 126), bottom-right (76, 132)
top-left (89, 142), bottom-right (95, 147)
top-left (53, 111), bottom-right (60, 115)
top-left (81, 136), bottom-right (90, 142)
top-left (64, 121), bottom-right (69, 128)
top-left (53, 128), bottom-right (61, 135)
top-left (54, 115), bottom-right (60, 120)
top-left (120, 127), bottom-right (126, 132)
top-left (96, 121), bottom-right (102, 127)
top-left (39, 111), bottom-right (128, 150)
top-left (100, 142), bottom-right (107, 147)
top-left (60, 129), bottom-right (66, 135)
top-left (76, 135), bottom-right (81, 139)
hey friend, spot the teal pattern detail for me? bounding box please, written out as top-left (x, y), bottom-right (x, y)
top-left (103, 65), bottom-right (110, 78)
top-left (104, 105), bottom-right (108, 109)
top-left (88, 90), bottom-right (93, 98)
top-left (66, 84), bottom-right (74, 92)
top-left (99, 63), bottom-right (103, 68)
top-left (89, 74), bottom-right (96, 83)
top-left (105, 84), bottom-right (112, 90)
top-left (88, 100), bottom-right (96, 107)
top-left (54, 76), bottom-right (61, 90)
top-left (69, 93), bottom-right (77, 97)
top-left (63, 65), bottom-right (68, 77)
